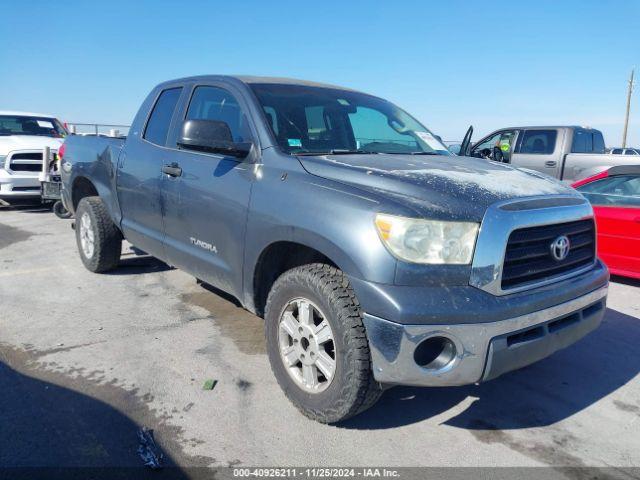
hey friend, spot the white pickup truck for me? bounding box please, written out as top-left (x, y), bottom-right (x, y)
top-left (0, 111), bottom-right (67, 202)
top-left (461, 126), bottom-right (639, 183)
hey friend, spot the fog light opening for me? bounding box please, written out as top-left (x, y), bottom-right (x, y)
top-left (413, 336), bottom-right (457, 371)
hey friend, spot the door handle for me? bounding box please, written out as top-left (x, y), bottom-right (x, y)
top-left (545, 160), bottom-right (557, 167)
top-left (162, 163), bottom-right (182, 177)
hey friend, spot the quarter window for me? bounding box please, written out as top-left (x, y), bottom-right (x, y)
top-left (518, 130), bottom-right (557, 154)
top-left (144, 87), bottom-right (183, 146)
top-left (185, 86), bottom-right (249, 143)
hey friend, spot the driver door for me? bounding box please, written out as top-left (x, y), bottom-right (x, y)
top-left (160, 83), bottom-right (256, 299)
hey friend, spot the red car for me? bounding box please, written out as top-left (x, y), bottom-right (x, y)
top-left (573, 165), bottom-right (640, 279)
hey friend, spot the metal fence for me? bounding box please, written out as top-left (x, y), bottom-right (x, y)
top-left (66, 123), bottom-right (130, 137)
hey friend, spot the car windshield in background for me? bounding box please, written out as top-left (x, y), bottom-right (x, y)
top-left (576, 175), bottom-right (640, 207)
top-left (250, 83), bottom-right (450, 156)
top-left (0, 115), bottom-right (66, 137)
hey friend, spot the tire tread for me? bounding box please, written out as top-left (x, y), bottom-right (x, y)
top-left (265, 263), bottom-right (382, 423)
top-left (75, 196), bottom-right (121, 272)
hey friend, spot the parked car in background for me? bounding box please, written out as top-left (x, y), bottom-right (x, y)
top-left (609, 148), bottom-right (639, 155)
top-left (0, 111), bottom-right (67, 202)
top-left (459, 125), bottom-right (638, 183)
top-left (60, 75), bottom-right (608, 423)
top-left (573, 165), bottom-right (640, 279)
top-left (445, 142), bottom-right (462, 155)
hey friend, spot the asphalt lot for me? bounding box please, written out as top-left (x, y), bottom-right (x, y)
top-left (1, 204), bottom-right (640, 473)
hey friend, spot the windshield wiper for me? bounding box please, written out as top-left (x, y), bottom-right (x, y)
top-left (382, 151), bottom-right (440, 155)
top-left (294, 149), bottom-right (378, 156)
top-left (328, 149), bottom-right (378, 155)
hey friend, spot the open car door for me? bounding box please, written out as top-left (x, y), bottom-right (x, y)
top-left (459, 125), bottom-right (473, 156)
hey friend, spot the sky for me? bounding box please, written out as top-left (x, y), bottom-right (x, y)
top-left (1, 0), bottom-right (639, 146)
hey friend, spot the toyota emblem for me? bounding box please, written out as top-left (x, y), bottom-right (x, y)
top-left (550, 235), bottom-right (571, 261)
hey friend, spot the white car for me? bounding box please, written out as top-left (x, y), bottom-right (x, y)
top-left (610, 147), bottom-right (640, 155)
top-left (0, 111), bottom-right (66, 202)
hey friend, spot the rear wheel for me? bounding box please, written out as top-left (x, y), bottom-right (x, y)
top-left (75, 196), bottom-right (122, 272)
top-left (265, 264), bottom-right (382, 423)
top-left (52, 200), bottom-right (72, 219)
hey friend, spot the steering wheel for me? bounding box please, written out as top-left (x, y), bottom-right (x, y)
top-left (492, 146), bottom-right (504, 162)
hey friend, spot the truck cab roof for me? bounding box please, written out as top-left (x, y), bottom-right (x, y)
top-left (495, 126), bottom-right (600, 131)
top-left (154, 75), bottom-right (362, 93)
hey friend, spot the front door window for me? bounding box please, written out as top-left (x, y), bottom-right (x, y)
top-left (472, 130), bottom-right (517, 163)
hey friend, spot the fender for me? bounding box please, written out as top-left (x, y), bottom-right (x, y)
top-left (66, 138), bottom-right (124, 224)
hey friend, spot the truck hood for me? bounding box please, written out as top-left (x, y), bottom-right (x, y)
top-left (0, 135), bottom-right (64, 155)
top-left (297, 153), bottom-right (576, 222)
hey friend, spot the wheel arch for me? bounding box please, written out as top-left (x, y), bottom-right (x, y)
top-left (247, 223), bottom-right (379, 317)
top-left (71, 176), bottom-right (99, 211)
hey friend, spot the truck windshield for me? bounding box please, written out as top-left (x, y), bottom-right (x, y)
top-left (250, 83), bottom-right (450, 156)
top-left (0, 115), bottom-right (67, 138)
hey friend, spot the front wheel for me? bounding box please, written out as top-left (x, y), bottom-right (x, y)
top-left (75, 196), bottom-right (122, 272)
top-left (265, 264), bottom-right (382, 423)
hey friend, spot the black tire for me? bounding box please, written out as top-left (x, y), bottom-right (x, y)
top-left (75, 196), bottom-right (122, 272)
top-left (265, 263), bottom-right (383, 423)
top-left (53, 200), bottom-right (73, 219)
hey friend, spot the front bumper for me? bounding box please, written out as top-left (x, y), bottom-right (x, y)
top-left (0, 170), bottom-right (41, 198)
top-left (363, 285), bottom-right (607, 387)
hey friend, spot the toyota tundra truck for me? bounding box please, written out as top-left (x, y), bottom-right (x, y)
top-left (59, 76), bottom-right (609, 423)
top-left (0, 111), bottom-right (67, 202)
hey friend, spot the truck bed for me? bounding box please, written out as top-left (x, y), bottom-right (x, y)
top-left (563, 152), bottom-right (640, 182)
top-left (60, 134), bottom-right (126, 223)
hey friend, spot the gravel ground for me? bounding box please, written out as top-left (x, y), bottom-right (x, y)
top-left (1, 204), bottom-right (639, 474)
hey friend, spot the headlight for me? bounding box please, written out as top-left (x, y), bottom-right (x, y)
top-left (375, 213), bottom-right (479, 264)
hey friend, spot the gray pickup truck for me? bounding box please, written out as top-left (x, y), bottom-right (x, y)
top-left (60, 76), bottom-right (609, 423)
top-left (461, 125), bottom-right (639, 182)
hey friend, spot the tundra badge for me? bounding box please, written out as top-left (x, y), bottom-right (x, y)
top-left (190, 237), bottom-right (218, 254)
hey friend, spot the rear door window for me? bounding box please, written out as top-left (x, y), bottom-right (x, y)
top-left (517, 130), bottom-right (557, 154)
top-left (571, 129), bottom-right (592, 153)
top-left (592, 132), bottom-right (605, 153)
top-left (571, 129), bottom-right (604, 153)
top-left (144, 87), bottom-right (183, 146)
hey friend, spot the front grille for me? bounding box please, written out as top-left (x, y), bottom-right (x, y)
top-left (501, 219), bottom-right (595, 290)
top-left (11, 152), bottom-right (43, 160)
top-left (9, 152), bottom-right (46, 172)
top-left (12, 186), bottom-right (40, 192)
top-left (9, 163), bottom-right (41, 172)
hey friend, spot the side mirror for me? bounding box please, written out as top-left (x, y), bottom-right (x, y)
top-left (177, 119), bottom-right (252, 158)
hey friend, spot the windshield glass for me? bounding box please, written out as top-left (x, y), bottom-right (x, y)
top-left (0, 115), bottom-right (67, 137)
top-left (250, 83), bottom-right (450, 156)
